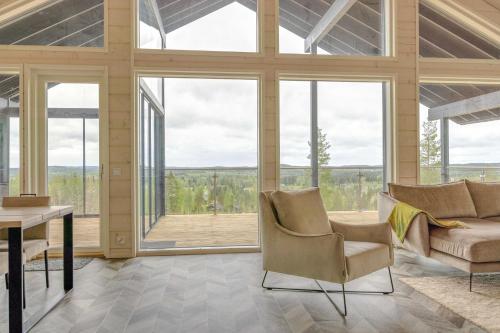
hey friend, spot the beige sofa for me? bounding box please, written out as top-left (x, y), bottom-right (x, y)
top-left (379, 180), bottom-right (500, 287)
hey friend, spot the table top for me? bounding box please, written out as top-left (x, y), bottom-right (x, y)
top-left (0, 206), bottom-right (72, 229)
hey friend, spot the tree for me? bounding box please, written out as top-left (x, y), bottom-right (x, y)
top-left (308, 128), bottom-right (332, 166)
top-left (420, 121), bottom-right (441, 167)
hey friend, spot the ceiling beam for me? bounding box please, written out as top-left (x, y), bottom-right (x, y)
top-left (422, 0), bottom-right (500, 47)
top-left (0, 0), bottom-right (58, 27)
top-left (304, 0), bottom-right (357, 53)
top-left (429, 90), bottom-right (500, 120)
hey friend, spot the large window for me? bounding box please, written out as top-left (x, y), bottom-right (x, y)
top-left (419, 1), bottom-right (500, 59)
top-left (280, 79), bottom-right (387, 222)
top-left (279, 0), bottom-right (389, 56)
top-left (0, 0), bottom-right (104, 48)
top-left (138, 76), bottom-right (259, 249)
top-left (0, 74), bottom-right (20, 198)
top-left (138, 0), bottom-right (258, 52)
top-left (420, 83), bottom-right (500, 184)
top-left (46, 83), bottom-right (101, 248)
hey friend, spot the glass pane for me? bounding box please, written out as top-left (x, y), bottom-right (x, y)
top-left (420, 83), bottom-right (500, 183)
top-left (139, 77), bottom-right (259, 249)
top-left (280, 79), bottom-right (385, 223)
top-left (139, 0), bottom-right (163, 49)
top-left (317, 82), bottom-right (384, 212)
top-left (47, 83), bottom-right (100, 248)
top-left (0, 74), bottom-right (20, 198)
top-left (279, 80), bottom-right (312, 190)
top-left (279, 0), bottom-right (387, 56)
top-left (0, 0), bottom-right (104, 47)
top-left (419, 1), bottom-right (500, 59)
top-left (139, 0), bottom-right (258, 52)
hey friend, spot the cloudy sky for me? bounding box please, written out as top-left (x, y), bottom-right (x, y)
top-left (6, 1), bottom-right (500, 170)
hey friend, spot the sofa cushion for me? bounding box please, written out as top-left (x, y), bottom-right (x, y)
top-left (388, 181), bottom-right (477, 219)
top-left (465, 180), bottom-right (500, 218)
top-left (270, 188), bottom-right (332, 235)
top-left (430, 218), bottom-right (500, 263)
top-left (485, 216), bottom-right (500, 222)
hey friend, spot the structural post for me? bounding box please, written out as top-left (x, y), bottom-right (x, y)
top-left (310, 44), bottom-right (319, 187)
top-left (440, 117), bottom-right (449, 183)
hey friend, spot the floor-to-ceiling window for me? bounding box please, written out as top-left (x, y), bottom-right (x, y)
top-left (280, 79), bottom-right (388, 223)
top-left (0, 74), bottom-right (20, 198)
top-left (139, 76), bottom-right (259, 249)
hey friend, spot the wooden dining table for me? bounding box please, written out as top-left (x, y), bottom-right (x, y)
top-left (0, 206), bottom-right (73, 333)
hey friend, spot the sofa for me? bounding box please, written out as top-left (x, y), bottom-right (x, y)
top-left (378, 180), bottom-right (500, 280)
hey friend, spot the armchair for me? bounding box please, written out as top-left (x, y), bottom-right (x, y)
top-left (260, 190), bottom-right (394, 316)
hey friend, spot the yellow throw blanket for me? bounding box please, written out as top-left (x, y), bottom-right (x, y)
top-left (388, 201), bottom-right (468, 242)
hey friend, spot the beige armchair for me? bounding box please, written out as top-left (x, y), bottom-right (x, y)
top-left (260, 190), bottom-right (394, 316)
top-left (0, 196), bottom-right (51, 291)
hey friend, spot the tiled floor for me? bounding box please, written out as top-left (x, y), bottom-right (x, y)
top-left (0, 249), bottom-right (487, 333)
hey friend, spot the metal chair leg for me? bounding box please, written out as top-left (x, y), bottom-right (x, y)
top-left (5, 273), bottom-right (8, 290)
top-left (261, 267), bottom-right (394, 317)
top-left (44, 250), bottom-right (50, 288)
top-left (315, 279), bottom-right (347, 316)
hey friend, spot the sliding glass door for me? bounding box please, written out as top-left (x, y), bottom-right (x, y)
top-left (139, 80), bottom-right (165, 239)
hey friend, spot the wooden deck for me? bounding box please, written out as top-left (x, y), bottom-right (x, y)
top-left (49, 217), bottom-right (100, 248)
top-left (143, 211), bottom-right (378, 248)
top-left (47, 211), bottom-right (379, 249)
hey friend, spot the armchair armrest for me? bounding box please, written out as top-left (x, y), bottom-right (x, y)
top-left (264, 220), bottom-right (347, 284)
top-left (329, 220), bottom-right (392, 246)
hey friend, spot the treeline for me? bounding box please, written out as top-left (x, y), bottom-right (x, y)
top-left (165, 169), bottom-right (258, 214)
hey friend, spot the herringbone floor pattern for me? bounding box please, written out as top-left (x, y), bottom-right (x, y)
top-left (0, 250), bottom-right (488, 333)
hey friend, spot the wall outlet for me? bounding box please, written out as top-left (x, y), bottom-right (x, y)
top-left (115, 233), bottom-right (126, 245)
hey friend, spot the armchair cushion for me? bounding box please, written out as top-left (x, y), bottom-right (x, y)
top-left (344, 241), bottom-right (392, 282)
top-left (388, 181), bottom-right (477, 219)
top-left (465, 180), bottom-right (500, 218)
top-left (270, 188), bottom-right (332, 235)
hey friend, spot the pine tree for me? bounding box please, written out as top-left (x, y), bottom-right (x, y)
top-left (420, 121), bottom-right (441, 167)
top-left (308, 128), bottom-right (332, 167)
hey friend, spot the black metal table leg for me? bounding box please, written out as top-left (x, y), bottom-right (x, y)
top-left (63, 213), bottom-right (73, 291)
top-left (8, 227), bottom-right (23, 333)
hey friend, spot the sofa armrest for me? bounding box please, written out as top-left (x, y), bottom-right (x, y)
top-left (378, 192), bottom-right (397, 223)
top-left (399, 212), bottom-right (431, 257)
top-left (378, 192), bottom-right (430, 257)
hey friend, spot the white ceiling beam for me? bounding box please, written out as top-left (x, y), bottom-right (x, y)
top-left (429, 90), bottom-right (500, 120)
top-left (304, 0), bottom-right (357, 52)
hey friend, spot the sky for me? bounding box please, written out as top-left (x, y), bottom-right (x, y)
top-left (4, 1), bottom-right (500, 170)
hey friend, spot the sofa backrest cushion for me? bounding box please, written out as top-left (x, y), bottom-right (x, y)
top-left (465, 180), bottom-right (500, 218)
top-left (388, 181), bottom-right (477, 219)
top-left (270, 188), bottom-right (332, 235)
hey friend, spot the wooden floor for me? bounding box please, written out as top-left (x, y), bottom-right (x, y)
top-left (51, 212), bottom-right (378, 249)
top-left (1, 249), bottom-right (486, 333)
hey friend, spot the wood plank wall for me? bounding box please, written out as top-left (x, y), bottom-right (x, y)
top-left (0, 0), bottom-right (499, 257)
